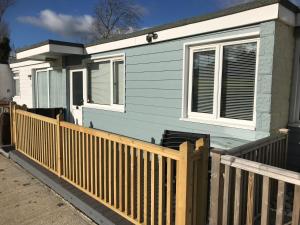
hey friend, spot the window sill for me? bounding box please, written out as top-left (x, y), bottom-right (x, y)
top-left (83, 103), bottom-right (125, 113)
top-left (180, 117), bottom-right (256, 130)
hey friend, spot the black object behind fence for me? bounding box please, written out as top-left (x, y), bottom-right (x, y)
top-left (28, 108), bottom-right (65, 119)
top-left (161, 130), bottom-right (208, 150)
top-left (0, 112), bottom-right (11, 145)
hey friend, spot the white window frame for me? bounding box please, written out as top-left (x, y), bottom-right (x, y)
top-left (84, 54), bottom-right (125, 113)
top-left (35, 68), bottom-right (53, 108)
top-left (182, 38), bottom-right (260, 130)
top-left (13, 73), bottom-right (20, 97)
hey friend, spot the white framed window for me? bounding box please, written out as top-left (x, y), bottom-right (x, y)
top-left (85, 55), bottom-right (125, 112)
top-left (35, 68), bottom-right (64, 108)
top-left (13, 73), bottom-right (20, 97)
top-left (182, 38), bottom-right (259, 130)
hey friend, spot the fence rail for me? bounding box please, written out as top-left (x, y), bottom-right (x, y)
top-left (209, 132), bottom-right (300, 225)
top-left (11, 103), bottom-right (210, 225)
top-left (214, 131), bottom-right (288, 168)
top-left (213, 155), bottom-right (300, 225)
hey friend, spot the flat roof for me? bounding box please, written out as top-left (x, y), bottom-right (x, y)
top-left (85, 0), bottom-right (299, 47)
top-left (15, 0), bottom-right (299, 54)
top-left (16, 40), bottom-right (84, 53)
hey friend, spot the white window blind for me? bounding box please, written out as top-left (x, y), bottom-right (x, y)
top-left (113, 61), bottom-right (125, 105)
top-left (36, 71), bottom-right (48, 108)
top-left (220, 42), bottom-right (257, 121)
top-left (49, 69), bottom-right (65, 107)
top-left (87, 57), bottom-right (125, 110)
top-left (15, 78), bottom-right (20, 96)
top-left (88, 61), bottom-right (111, 105)
top-left (187, 39), bottom-right (258, 126)
top-left (191, 50), bottom-right (215, 114)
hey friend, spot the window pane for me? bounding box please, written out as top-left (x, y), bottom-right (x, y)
top-left (15, 79), bottom-right (20, 96)
top-left (88, 61), bottom-right (111, 105)
top-left (72, 71), bottom-right (83, 106)
top-left (191, 50), bottom-right (216, 114)
top-left (113, 61), bottom-right (124, 105)
top-left (221, 42), bottom-right (257, 121)
top-left (36, 71), bottom-right (48, 108)
top-left (49, 70), bottom-right (66, 107)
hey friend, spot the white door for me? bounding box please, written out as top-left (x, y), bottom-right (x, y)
top-left (70, 69), bottom-right (86, 125)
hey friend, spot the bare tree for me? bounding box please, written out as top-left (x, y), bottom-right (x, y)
top-left (0, 0), bottom-right (15, 38)
top-left (93, 0), bottom-right (145, 40)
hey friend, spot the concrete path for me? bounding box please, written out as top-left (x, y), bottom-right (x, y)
top-left (0, 155), bottom-right (97, 225)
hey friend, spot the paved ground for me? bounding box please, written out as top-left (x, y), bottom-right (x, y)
top-left (0, 154), bottom-right (97, 225)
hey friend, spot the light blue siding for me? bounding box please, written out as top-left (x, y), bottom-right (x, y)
top-left (83, 22), bottom-right (277, 149)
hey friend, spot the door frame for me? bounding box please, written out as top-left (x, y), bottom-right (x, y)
top-left (69, 68), bottom-right (87, 124)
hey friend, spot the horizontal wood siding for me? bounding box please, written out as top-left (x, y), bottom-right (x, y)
top-left (83, 23), bottom-right (275, 149)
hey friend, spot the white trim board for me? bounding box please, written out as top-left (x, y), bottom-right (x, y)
top-left (10, 60), bottom-right (49, 69)
top-left (16, 44), bottom-right (84, 60)
top-left (86, 4), bottom-right (293, 55)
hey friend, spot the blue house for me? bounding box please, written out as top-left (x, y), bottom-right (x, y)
top-left (9, 0), bottom-right (300, 150)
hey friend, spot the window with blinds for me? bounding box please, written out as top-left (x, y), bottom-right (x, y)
top-left (35, 69), bottom-right (66, 108)
top-left (188, 39), bottom-right (258, 125)
top-left (14, 74), bottom-right (20, 96)
top-left (192, 50), bottom-right (216, 114)
top-left (88, 61), bottom-right (111, 105)
top-left (87, 57), bottom-right (125, 108)
top-left (221, 42), bottom-right (257, 121)
top-left (35, 71), bottom-right (48, 108)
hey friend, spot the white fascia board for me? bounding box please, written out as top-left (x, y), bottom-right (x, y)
top-left (278, 5), bottom-right (296, 26)
top-left (86, 4), bottom-right (280, 54)
top-left (16, 44), bottom-right (84, 60)
top-left (17, 45), bottom-right (50, 60)
top-left (10, 60), bottom-right (48, 69)
top-left (49, 44), bottom-right (84, 55)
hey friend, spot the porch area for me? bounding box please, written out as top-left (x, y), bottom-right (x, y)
top-left (6, 103), bottom-right (300, 225)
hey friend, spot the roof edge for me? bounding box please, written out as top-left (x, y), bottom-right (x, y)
top-left (85, 0), bottom-right (298, 48)
top-left (16, 40), bottom-right (84, 53)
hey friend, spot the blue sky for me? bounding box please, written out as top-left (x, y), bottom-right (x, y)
top-left (3, 0), bottom-right (300, 49)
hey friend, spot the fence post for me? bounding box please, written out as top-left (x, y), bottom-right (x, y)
top-left (56, 114), bottom-right (63, 177)
top-left (209, 150), bottom-right (224, 225)
top-left (9, 102), bottom-right (15, 146)
top-left (175, 141), bottom-right (194, 225)
top-left (279, 128), bottom-right (289, 169)
top-left (195, 137), bottom-right (210, 225)
top-left (12, 103), bottom-right (17, 147)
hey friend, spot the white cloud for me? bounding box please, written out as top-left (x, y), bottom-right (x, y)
top-left (17, 9), bottom-right (95, 39)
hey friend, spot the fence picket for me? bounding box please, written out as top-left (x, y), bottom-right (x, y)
top-left (275, 181), bottom-right (285, 225)
top-left (260, 176), bottom-right (270, 225)
top-left (233, 168), bottom-right (242, 225)
top-left (292, 185), bottom-right (300, 225)
top-left (11, 107), bottom-right (209, 225)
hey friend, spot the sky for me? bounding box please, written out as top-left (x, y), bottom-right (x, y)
top-left (3, 0), bottom-right (300, 49)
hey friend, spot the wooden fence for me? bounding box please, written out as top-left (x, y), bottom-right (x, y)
top-left (209, 132), bottom-right (300, 225)
top-left (10, 104), bottom-right (210, 225)
top-left (225, 131), bottom-right (289, 168)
